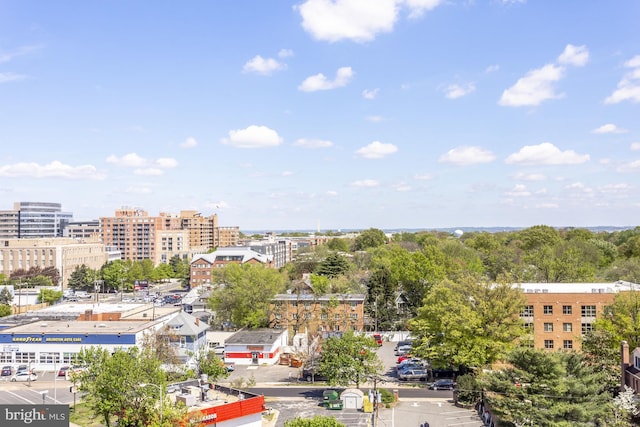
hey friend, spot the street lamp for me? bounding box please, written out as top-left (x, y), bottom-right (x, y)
top-left (139, 383), bottom-right (163, 423)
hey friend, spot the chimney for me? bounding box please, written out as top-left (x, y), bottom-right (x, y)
top-left (621, 341), bottom-right (630, 392)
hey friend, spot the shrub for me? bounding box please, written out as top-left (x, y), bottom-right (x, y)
top-left (455, 374), bottom-right (481, 405)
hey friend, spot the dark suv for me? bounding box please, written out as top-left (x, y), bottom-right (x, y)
top-left (302, 365), bottom-right (327, 382)
top-left (1, 366), bottom-right (12, 376)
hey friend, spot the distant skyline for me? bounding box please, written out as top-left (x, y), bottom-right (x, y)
top-left (1, 1), bottom-right (638, 230)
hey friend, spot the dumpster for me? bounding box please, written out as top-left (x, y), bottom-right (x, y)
top-left (327, 399), bottom-right (343, 410)
top-left (323, 390), bottom-right (339, 406)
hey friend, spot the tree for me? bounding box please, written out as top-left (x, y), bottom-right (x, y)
top-left (285, 415), bottom-right (346, 427)
top-left (480, 348), bottom-right (612, 427)
top-left (0, 304), bottom-right (11, 317)
top-left (101, 260), bottom-right (129, 292)
top-left (352, 228), bottom-right (387, 251)
top-left (68, 264), bottom-right (96, 291)
top-left (208, 263), bottom-right (286, 328)
top-left (410, 276), bottom-right (526, 370)
top-left (315, 253), bottom-right (351, 278)
top-left (192, 349), bottom-right (230, 382)
top-left (594, 290), bottom-right (640, 352)
top-left (38, 289), bottom-right (62, 304)
top-left (0, 287), bottom-right (12, 305)
top-left (581, 329), bottom-right (621, 394)
top-left (327, 237), bottom-right (351, 252)
top-left (74, 346), bottom-right (186, 427)
top-left (319, 331), bottom-right (382, 388)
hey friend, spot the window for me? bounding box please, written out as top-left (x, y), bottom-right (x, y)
top-left (0, 352), bottom-right (12, 363)
top-left (562, 305), bottom-right (572, 315)
top-left (15, 352), bottom-right (36, 363)
top-left (563, 323), bottom-right (573, 332)
top-left (563, 340), bottom-right (573, 349)
top-left (581, 305), bottom-right (596, 317)
top-left (582, 323), bottom-right (594, 334)
top-left (39, 352), bottom-right (61, 364)
top-left (544, 323), bottom-right (553, 332)
top-left (544, 340), bottom-right (554, 349)
top-left (543, 305), bottom-right (553, 315)
top-left (334, 314), bottom-right (341, 320)
top-left (63, 353), bottom-right (77, 364)
top-left (321, 313), bottom-right (328, 320)
top-left (292, 314), bottom-right (298, 320)
top-left (180, 337), bottom-right (186, 348)
top-left (304, 313), bottom-right (312, 320)
top-left (520, 305), bottom-right (534, 317)
top-left (523, 323), bottom-right (533, 331)
top-left (350, 313), bottom-right (358, 319)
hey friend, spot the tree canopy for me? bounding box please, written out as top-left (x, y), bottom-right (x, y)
top-left (318, 331), bottom-right (382, 388)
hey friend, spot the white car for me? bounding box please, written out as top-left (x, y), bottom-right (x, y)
top-left (11, 371), bottom-right (37, 382)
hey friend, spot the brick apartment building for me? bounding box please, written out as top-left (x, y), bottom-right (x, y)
top-left (517, 281), bottom-right (637, 351)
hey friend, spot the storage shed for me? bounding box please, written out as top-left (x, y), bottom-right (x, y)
top-left (340, 388), bottom-right (365, 409)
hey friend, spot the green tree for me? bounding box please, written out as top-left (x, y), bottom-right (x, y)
top-left (410, 276), bottom-right (526, 370)
top-left (0, 304), bottom-right (11, 317)
top-left (67, 264), bottom-right (96, 291)
top-left (208, 263), bottom-right (286, 328)
top-left (38, 289), bottom-right (63, 304)
top-left (285, 415), bottom-right (346, 427)
top-left (0, 287), bottom-right (13, 305)
top-left (595, 290), bottom-right (640, 352)
top-left (101, 260), bottom-right (129, 292)
top-left (327, 237), bottom-right (351, 252)
top-left (192, 349), bottom-right (230, 382)
top-left (315, 253), bottom-right (352, 278)
top-left (352, 228), bottom-right (387, 251)
top-left (480, 348), bottom-right (612, 427)
top-left (319, 331), bottom-right (382, 388)
top-left (74, 346), bottom-right (186, 427)
top-left (581, 329), bottom-right (621, 393)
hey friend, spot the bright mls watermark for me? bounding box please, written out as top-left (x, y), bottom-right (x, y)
top-left (1, 405), bottom-right (68, 426)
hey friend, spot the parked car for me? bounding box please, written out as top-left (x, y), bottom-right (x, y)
top-left (57, 366), bottom-right (70, 377)
top-left (372, 334), bottom-right (383, 346)
top-left (397, 363), bottom-right (424, 375)
top-left (397, 354), bottom-right (412, 364)
top-left (302, 365), bottom-right (327, 382)
top-left (394, 340), bottom-right (412, 351)
top-left (11, 372), bottom-right (37, 382)
top-left (1, 366), bottom-right (12, 376)
top-left (398, 369), bottom-right (428, 381)
top-left (395, 345), bottom-right (412, 356)
top-left (428, 379), bottom-right (455, 390)
top-left (16, 365), bottom-right (28, 373)
top-left (225, 363), bottom-right (235, 372)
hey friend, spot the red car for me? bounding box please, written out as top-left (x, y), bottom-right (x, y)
top-left (373, 334), bottom-right (383, 346)
top-left (397, 354), bottom-right (412, 364)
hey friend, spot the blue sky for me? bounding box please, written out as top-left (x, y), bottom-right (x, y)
top-left (1, 0), bottom-right (639, 231)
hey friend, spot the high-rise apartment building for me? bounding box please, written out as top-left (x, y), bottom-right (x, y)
top-left (0, 202), bottom-right (73, 239)
top-left (100, 208), bottom-right (239, 265)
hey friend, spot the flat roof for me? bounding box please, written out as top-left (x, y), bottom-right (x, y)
top-left (3, 319), bottom-right (158, 335)
top-left (517, 281), bottom-right (640, 294)
top-left (225, 329), bottom-right (284, 345)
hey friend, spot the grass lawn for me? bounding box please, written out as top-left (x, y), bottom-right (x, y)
top-left (69, 403), bottom-right (106, 427)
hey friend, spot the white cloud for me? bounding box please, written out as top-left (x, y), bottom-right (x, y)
top-left (438, 146), bottom-right (496, 166)
top-left (106, 153), bottom-right (147, 167)
top-left (278, 49), bottom-right (294, 58)
top-left (281, 171), bottom-right (294, 176)
top-left (499, 64), bottom-right (564, 107)
top-left (0, 72), bottom-right (27, 83)
top-left (362, 88), bottom-right (379, 99)
top-left (296, 0), bottom-right (398, 43)
top-left (513, 172), bottom-right (547, 181)
top-left (485, 64), bottom-right (500, 73)
top-left (394, 182), bottom-right (411, 191)
top-left (557, 44), bottom-right (589, 67)
top-left (0, 45), bottom-right (41, 63)
top-left (631, 142), bottom-right (640, 151)
top-left (402, 0), bottom-right (444, 19)
top-left (180, 137), bottom-right (198, 148)
top-left (444, 83), bottom-right (476, 99)
top-left (293, 138), bottom-right (334, 148)
top-left (242, 55), bottom-right (286, 75)
top-left (366, 115), bottom-right (384, 122)
top-left (221, 125), bottom-right (283, 148)
top-left (598, 183), bottom-right (632, 194)
top-left (326, 190), bottom-right (338, 196)
top-left (106, 153), bottom-right (178, 175)
top-left (505, 142), bottom-right (590, 165)
top-left (298, 66), bottom-right (354, 91)
top-left (617, 159), bottom-right (640, 172)
top-left (505, 184), bottom-right (531, 197)
top-left (605, 55), bottom-right (640, 104)
top-left (536, 202), bottom-right (558, 209)
top-left (350, 179), bottom-right (380, 188)
top-left (592, 123), bottom-right (627, 134)
top-left (0, 161), bottom-right (105, 180)
top-left (355, 141), bottom-right (398, 159)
